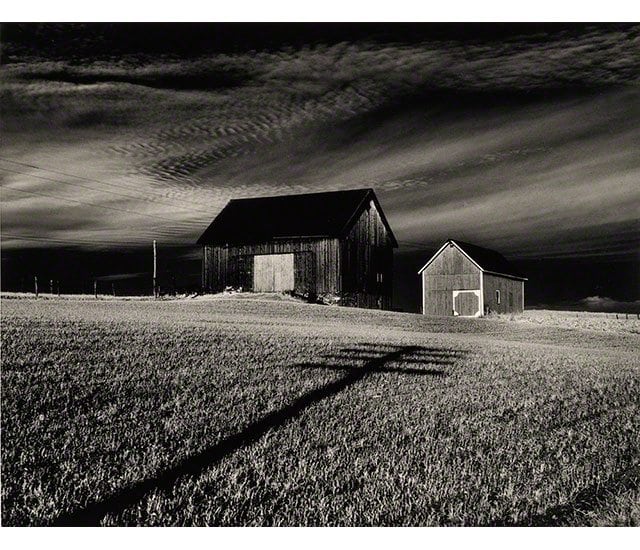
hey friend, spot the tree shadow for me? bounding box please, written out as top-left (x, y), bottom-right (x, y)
top-left (50, 343), bottom-right (464, 526)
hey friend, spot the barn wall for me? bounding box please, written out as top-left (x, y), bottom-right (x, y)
top-left (421, 244), bottom-right (481, 316)
top-left (202, 238), bottom-right (339, 295)
top-left (202, 198), bottom-right (397, 310)
top-left (482, 273), bottom-right (524, 314)
top-left (345, 198), bottom-right (392, 247)
top-left (341, 199), bottom-right (394, 309)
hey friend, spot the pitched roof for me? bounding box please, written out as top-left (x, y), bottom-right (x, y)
top-left (418, 239), bottom-right (527, 280)
top-left (197, 188), bottom-right (398, 246)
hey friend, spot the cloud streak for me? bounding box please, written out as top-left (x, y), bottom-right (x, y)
top-left (1, 24), bottom-right (639, 263)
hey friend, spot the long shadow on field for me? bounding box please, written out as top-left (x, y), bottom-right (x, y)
top-left (50, 343), bottom-right (462, 526)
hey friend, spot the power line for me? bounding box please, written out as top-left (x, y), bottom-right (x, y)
top-left (5, 232), bottom-right (435, 249)
top-left (1, 233), bottom-right (199, 248)
top-left (0, 184), bottom-right (203, 226)
top-left (0, 167), bottom-right (214, 217)
top-left (397, 240), bottom-right (436, 249)
top-left (1, 233), bottom-right (146, 247)
top-left (0, 157), bottom-right (219, 210)
top-left (2, 228), bottom-right (198, 245)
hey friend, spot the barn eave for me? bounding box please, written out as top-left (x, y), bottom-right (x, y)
top-left (340, 189), bottom-right (398, 248)
top-left (482, 270), bottom-right (528, 282)
top-left (417, 239), bottom-right (525, 280)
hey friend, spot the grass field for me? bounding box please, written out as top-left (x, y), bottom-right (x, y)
top-left (2, 295), bottom-right (639, 526)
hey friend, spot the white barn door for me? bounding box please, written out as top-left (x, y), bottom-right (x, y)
top-left (452, 290), bottom-right (481, 317)
top-left (253, 254), bottom-right (295, 292)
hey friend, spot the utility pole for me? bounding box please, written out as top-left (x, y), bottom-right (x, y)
top-left (94, 280), bottom-right (97, 299)
top-left (50, 279), bottom-right (54, 295)
top-left (34, 276), bottom-right (38, 298)
top-left (153, 239), bottom-right (158, 299)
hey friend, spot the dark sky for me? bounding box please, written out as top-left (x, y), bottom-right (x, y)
top-left (1, 23), bottom-right (639, 311)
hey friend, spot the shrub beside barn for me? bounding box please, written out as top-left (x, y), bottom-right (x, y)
top-left (419, 240), bottom-right (526, 317)
top-left (197, 188), bottom-right (398, 309)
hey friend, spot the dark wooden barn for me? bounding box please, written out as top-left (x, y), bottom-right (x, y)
top-left (197, 188), bottom-right (398, 309)
top-left (418, 239), bottom-right (527, 317)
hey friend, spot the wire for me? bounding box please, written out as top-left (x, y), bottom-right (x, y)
top-left (2, 233), bottom-right (144, 247)
top-left (397, 240), bottom-right (436, 250)
top-left (0, 167), bottom-right (215, 216)
top-left (1, 233), bottom-right (199, 248)
top-left (0, 157), bottom-right (219, 210)
top-left (0, 184), bottom-right (203, 226)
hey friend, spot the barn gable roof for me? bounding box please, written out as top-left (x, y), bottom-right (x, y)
top-left (197, 188), bottom-right (398, 247)
top-left (418, 239), bottom-right (527, 280)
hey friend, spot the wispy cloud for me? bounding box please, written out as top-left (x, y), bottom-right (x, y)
top-left (1, 25), bottom-right (639, 260)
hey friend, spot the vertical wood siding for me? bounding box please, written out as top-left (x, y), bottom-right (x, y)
top-left (203, 238), bottom-right (340, 295)
top-left (202, 198), bottom-right (396, 310)
top-left (253, 254), bottom-right (295, 292)
top-left (341, 199), bottom-right (394, 309)
top-left (482, 273), bottom-right (524, 314)
top-left (454, 291), bottom-right (481, 316)
top-left (422, 244), bottom-right (481, 316)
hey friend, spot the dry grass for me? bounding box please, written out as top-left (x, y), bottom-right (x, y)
top-left (491, 309), bottom-right (640, 335)
top-left (2, 296), bottom-right (639, 526)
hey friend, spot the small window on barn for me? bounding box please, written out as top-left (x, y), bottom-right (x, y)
top-left (496, 290), bottom-right (501, 304)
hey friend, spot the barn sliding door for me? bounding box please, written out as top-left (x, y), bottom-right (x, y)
top-left (452, 290), bottom-right (481, 317)
top-left (253, 254), bottom-right (295, 292)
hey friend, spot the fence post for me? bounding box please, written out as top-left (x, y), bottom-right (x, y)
top-left (57, 280), bottom-right (60, 297)
top-left (94, 280), bottom-right (97, 299)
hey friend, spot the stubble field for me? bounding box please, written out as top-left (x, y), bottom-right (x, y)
top-left (1, 295), bottom-right (639, 526)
